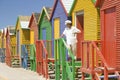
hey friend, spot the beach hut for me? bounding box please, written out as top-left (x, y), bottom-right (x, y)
top-left (95, 0), bottom-right (120, 71)
top-left (35, 7), bottom-right (52, 76)
top-left (50, 0), bottom-right (74, 58)
top-left (69, 0), bottom-right (100, 59)
top-left (5, 28), bottom-right (11, 66)
top-left (38, 7), bottom-right (52, 58)
top-left (6, 26), bottom-right (18, 67)
top-left (6, 26), bottom-right (16, 66)
top-left (15, 16), bottom-right (30, 68)
top-left (2, 29), bottom-right (7, 62)
top-left (9, 26), bottom-right (16, 57)
top-left (29, 13), bottom-right (40, 44)
top-left (38, 7), bottom-right (52, 41)
top-left (0, 30), bottom-right (5, 63)
top-left (28, 13), bottom-right (40, 71)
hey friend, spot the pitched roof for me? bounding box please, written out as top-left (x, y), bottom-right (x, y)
top-left (50, 0), bottom-right (74, 20)
top-left (19, 16), bottom-right (30, 21)
top-left (7, 26), bottom-right (15, 35)
top-left (38, 7), bottom-right (52, 24)
top-left (69, 0), bottom-right (77, 15)
top-left (2, 28), bottom-right (7, 37)
top-left (61, 0), bottom-right (74, 13)
top-left (18, 16), bottom-right (30, 29)
top-left (45, 7), bottom-right (53, 18)
top-left (34, 13), bottom-right (41, 23)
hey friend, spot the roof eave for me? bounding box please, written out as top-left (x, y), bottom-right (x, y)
top-left (68, 0), bottom-right (77, 16)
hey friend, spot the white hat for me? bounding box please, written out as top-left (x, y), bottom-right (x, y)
top-left (65, 20), bottom-right (72, 25)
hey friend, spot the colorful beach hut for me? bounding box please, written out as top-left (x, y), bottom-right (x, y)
top-left (69, 0), bottom-right (100, 59)
top-left (29, 13), bottom-right (40, 44)
top-left (38, 7), bottom-right (52, 40)
top-left (6, 26), bottom-right (16, 67)
top-left (96, 0), bottom-right (120, 71)
top-left (38, 7), bottom-right (52, 58)
top-left (2, 29), bottom-right (7, 61)
top-left (15, 16), bottom-right (30, 68)
top-left (28, 13), bottom-right (40, 71)
top-left (50, 0), bottom-right (74, 58)
top-left (0, 30), bottom-right (5, 63)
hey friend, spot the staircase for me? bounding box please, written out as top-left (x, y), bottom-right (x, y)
top-left (0, 48), bottom-right (5, 63)
top-left (94, 67), bottom-right (120, 80)
top-left (48, 61), bottom-right (91, 80)
top-left (21, 45), bottom-right (31, 69)
top-left (25, 45), bottom-right (31, 69)
top-left (53, 38), bottom-right (92, 80)
top-left (81, 41), bottom-right (120, 80)
top-left (11, 56), bottom-right (20, 68)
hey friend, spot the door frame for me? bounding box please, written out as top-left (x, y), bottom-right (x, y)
top-left (53, 18), bottom-right (60, 39)
top-left (75, 10), bottom-right (84, 59)
top-left (75, 10), bottom-right (84, 27)
top-left (101, 6), bottom-right (116, 67)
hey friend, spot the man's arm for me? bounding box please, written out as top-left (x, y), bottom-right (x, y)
top-left (60, 34), bottom-right (64, 38)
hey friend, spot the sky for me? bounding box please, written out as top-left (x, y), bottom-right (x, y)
top-left (0, 0), bottom-right (54, 29)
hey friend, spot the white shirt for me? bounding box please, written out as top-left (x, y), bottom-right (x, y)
top-left (63, 26), bottom-right (81, 45)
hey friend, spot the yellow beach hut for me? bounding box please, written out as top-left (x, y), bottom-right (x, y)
top-left (15, 16), bottom-right (30, 67)
top-left (69, 0), bottom-right (100, 59)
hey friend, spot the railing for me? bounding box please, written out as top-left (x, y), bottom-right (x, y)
top-left (36, 41), bottom-right (43, 75)
top-left (11, 44), bottom-right (19, 61)
top-left (30, 44), bottom-right (36, 71)
top-left (54, 38), bottom-right (75, 80)
top-left (36, 40), bottom-right (49, 79)
top-left (5, 44), bottom-right (11, 66)
top-left (11, 45), bottom-right (16, 56)
top-left (81, 41), bottom-right (112, 80)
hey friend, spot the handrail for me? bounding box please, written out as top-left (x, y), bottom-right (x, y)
top-left (91, 41), bottom-right (109, 69)
top-left (30, 44), bottom-right (36, 71)
top-left (30, 44), bottom-right (36, 60)
top-left (61, 38), bottom-right (75, 59)
top-left (55, 38), bottom-right (75, 80)
top-left (6, 44), bottom-right (11, 66)
top-left (81, 40), bottom-right (111, 80)
top-left (40, 40), bottom-right (48, 79)
top-left (40, 40), bottom-right (48, 57)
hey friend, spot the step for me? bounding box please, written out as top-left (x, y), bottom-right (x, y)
top-left (75, 77), bottom-right (91, 80)
top-left (49, 74), bottom-right (55, 79)
top-left (76, 71), bottom-right (82, 75)
top-left (48, 71), bottom-right (55, 75)
top-left (100, 75), bottom-right (119, 79)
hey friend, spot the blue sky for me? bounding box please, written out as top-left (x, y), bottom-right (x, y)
top-left (0, 0), bottom-right (54, 29)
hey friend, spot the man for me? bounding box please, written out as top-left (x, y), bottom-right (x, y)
top-left (61, 20), bottom-right (81, 60)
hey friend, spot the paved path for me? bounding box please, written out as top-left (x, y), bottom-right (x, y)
top-left (0, 63), bottom-right (46, 80)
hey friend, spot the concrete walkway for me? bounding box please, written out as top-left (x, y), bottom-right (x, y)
top-left (0, 63), bottom-right (46, 80)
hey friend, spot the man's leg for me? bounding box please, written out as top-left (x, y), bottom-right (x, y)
top-left (71, 43), bottom-right (77, 60)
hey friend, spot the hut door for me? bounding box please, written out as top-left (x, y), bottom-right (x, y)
top-left (104, 7), bottom-right (116, 67)
top-left (17, 30), bottom-right (20, 55)
top-left (76, 12), bottom-right (84, 60)
top-left (54, 18), bottom-right (60, 39)
top-left (30, 30), bottom-right (34, 44)
top-left (42, 29), bottom-right (46, 40)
